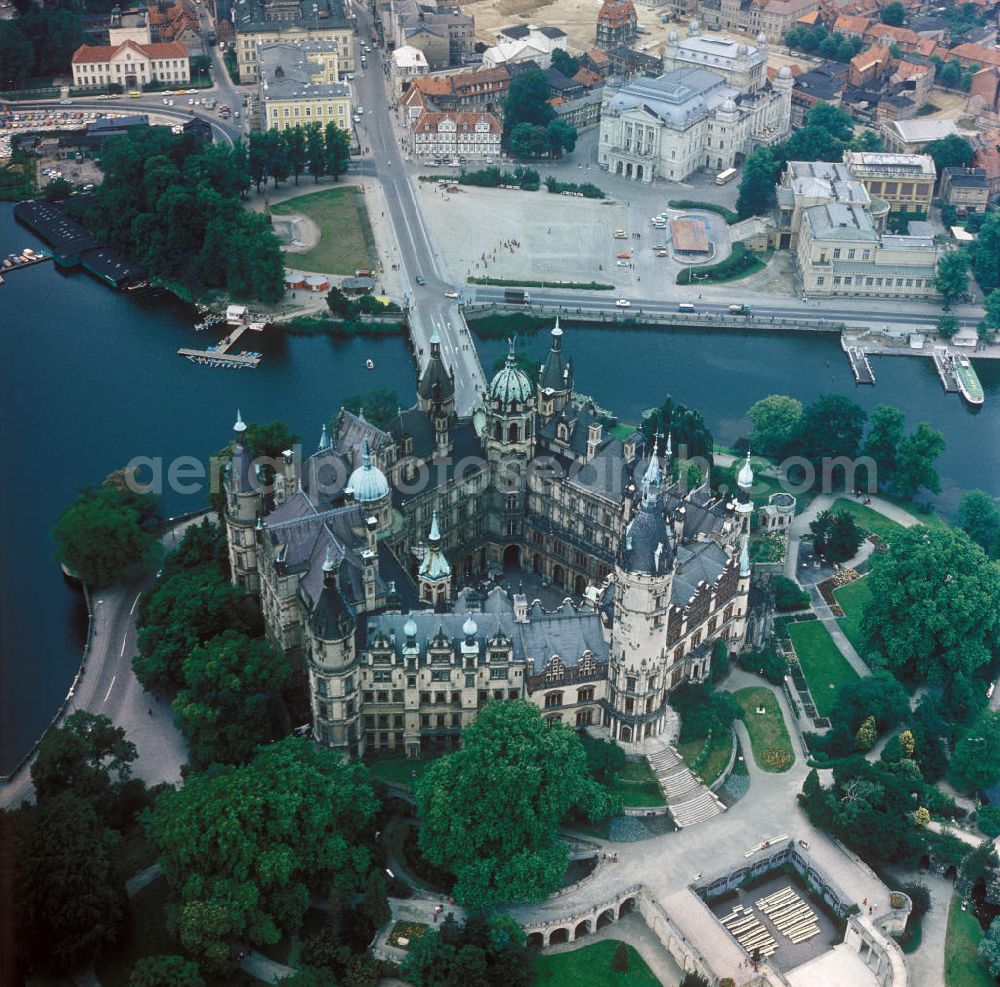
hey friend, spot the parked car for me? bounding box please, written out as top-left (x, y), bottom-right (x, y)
top-left (444, 289), bottom-right (458, 298)
top-left (615, 298), bottom-right (631, 308)
top-left (415, 274), bottom-right (426, 285)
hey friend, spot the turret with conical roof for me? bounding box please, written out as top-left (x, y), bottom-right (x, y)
top-left (417, 331), bottom-right (456, 413)
top-left (418, 509), bottom-right (451, 607)
top-left (537, 319), bottom-right (574, 423)
top-left (222, 409), bottom-right (264, 593)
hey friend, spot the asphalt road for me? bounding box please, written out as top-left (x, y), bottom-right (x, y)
top-left (349, 7), bottom-right (486, 415)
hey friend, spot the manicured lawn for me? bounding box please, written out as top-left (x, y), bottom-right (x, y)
top-left (945, 894), bottom-right (994, 987)
top-left (834, 576), bottom-right (873, 659)
top-left (828, 498), bottom-right (906, 542)
top-left (532, 939), bottom-right (660, 986)
top-left (788, 620), bottom-right (860, 718)
top-left (606, 760), bottom-right (664, 807)
top-left (678, 728), bottom-right (734, 786)
top-left (733, 687), bottom-right (795, 772)
top-left (367, 755), bottom-right (440, 790)
top-left (94, 878), bottom-right (176, 987)
top-left (270, 186), bottom-right (377, 276)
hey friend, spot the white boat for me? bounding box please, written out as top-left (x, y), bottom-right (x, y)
top-left (366, 359), bottom-right (375, 370)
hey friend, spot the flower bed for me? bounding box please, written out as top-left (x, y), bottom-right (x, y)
top-left (389, 920), bottom-right (428, 950)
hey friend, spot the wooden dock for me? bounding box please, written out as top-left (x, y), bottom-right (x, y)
top-left (1, 250), bottom-right (53, 277)
top-left (841, 335), bottom-right (875, 384)
top-left (178, 320), bottom-right (266, 369)
top-left (932, 346), bottom-right (961, 393)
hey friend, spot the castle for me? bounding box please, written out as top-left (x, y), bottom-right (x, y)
top-left (223, 323), bottom-right (792, 759)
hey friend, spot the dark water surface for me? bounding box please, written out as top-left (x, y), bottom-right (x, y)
top-left (2, 201), bottom-right (998, 772)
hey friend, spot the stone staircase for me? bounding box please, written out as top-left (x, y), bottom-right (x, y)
top-left (645, 741), bottom-right (725, 829)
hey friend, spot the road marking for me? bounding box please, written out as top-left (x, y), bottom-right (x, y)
top-left (129, 592), bottom-right (142, 615)
top-left (120, 633), bottom-right (128, 657)
top-left (104, 675), bottom-right (116, 702)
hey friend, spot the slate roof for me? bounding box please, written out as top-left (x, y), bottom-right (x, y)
top-left (622, 502), bottom-right (673, 576)
top-left (672, 539), bottom-right (730, 605)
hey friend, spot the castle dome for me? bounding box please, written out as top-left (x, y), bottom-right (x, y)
top-left (738, 451), bottom-right (754, 489)
top-left (721, 97), bottom-right (737, 113)
top-left (404, 616), bottom-right (418, 638)
top-left (668, 29), bottom-right (678, 42)
top-left (489, 340), bottom-right (533, 405)
top-left (463, 615), bottom-right (478, 637)
top-left (778, 65), bottom-right (792, 80)
top-left (736, 42), bottom-right (748, 55)
top-left (348, 438), bottom-right (390, 502)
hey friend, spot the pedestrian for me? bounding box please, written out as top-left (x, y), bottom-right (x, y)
top-left (147, 708), bottom-right (152, 716)
top-left (869, 905), bottom-right (873, 915)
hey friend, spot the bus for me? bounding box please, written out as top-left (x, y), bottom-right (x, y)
top-left (716, 167), bottom-right (737, 185)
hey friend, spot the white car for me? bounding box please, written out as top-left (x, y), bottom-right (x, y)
top-left (444, 290), bottom-right (459, 298)
top-left (615, 298), bottom-right (631, 308)
top-left (356, 107), bottom-right (364, 114)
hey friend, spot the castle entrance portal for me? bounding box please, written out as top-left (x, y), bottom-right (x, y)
top-left (502, 544), bottom-right (521, 570)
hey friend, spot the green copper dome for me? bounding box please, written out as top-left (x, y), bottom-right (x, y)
top-left (348, 439), bottom-right (390, 503)
top-left (489, 339), bottom-right (533, 406)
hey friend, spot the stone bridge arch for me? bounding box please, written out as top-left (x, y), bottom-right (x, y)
top-left (523, 886), bottom-right (643, 947)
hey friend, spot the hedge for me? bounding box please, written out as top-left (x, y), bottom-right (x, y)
top-left (676, 243), bottom-right (767, 285)
top-left (668, 199), bottom-right (739, 224)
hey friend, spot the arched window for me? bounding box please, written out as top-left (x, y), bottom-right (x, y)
top-left (508, 422), bottom-right (519, 442)
top-left (510, 400), bottom-right (518, 413)
top-left (544, 691), bottom-right (563, 708)
top-left (494, 421), bottom-right (502, 440)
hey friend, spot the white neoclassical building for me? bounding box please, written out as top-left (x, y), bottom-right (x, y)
top-left (598, 23), bottom-right (792, 182)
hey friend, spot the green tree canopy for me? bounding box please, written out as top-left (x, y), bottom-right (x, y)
top-left (980, 288), bottom-right (1000, 339)
top-left (792, 394), bottom-right (867, 477)
top-left (936, 315), bottom-right (959, 339)
top-left (737, 147), bottom-right (782, 218)
top-left (923, 134), bottom-right (974, 172)
top-left (935, 250), bottom-right (970, 308)
top-left (550, 47), bottom-right (580, 77)
top-left (829, 671), bottom-right (910, 734)
top-left (949, 710), bottom-right (1000, 791)
top-left (979, 917), bottom-right (1000, 977)
top-left (129, 955), bottom-right (205, 987)
top-left (894, 422), bottom-right (945, 499)
top-left (173, 630), bottom-right (290, 769)
top-left (955, 490), bottom-right (1000, 557)
top-left (503, 69), bottom-right (555, 136)
top-left (31, 710), bottom-right (137, 820)
top-left (880, 1), bottom-right (905, 24)
top-left (53, 480), bottom-right (161, 587)
top-left (9, 794), bottom-right (126, 976)
top-left (342, 388), bottom-right (401, 430)
top-left (860, 526), bottom-right (1000, 688)
top-left (863, 404), bottom-right (905, 487)
top-left (414, 700), bottom-right (616, 910)
top-left (747, 394), bottom-right (803, 457)
top-left (145, 738), bottom-right (379, 973)
top-left (810, 509), bottom-right (864, 562)
top-left (642, 395), bottom-right (714, 464)
top-left (134, 568), bottom-right (256, 694)
top-left (971, 213), bottom-right (1000, 293)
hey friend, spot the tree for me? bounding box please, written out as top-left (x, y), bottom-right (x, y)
top-left (31, 710), bottom-right (137, 820)
top-left (747, 395), bottom-right (803, 457)
top-left (129, 955), bottom-right (205, 987)
top-left (550, 47), bottom-right (580, 77)
top-left (173, 630), bottom-right (290, 769)
top-left (935, 250), bottom-right (970, 308)
top-left (914, 806), bottom-right (930, 826)
top-left (936, 315), bottom-right (959, 338)
top-left (902, 882), bottom-right (931, 922)
top-left (414, 701), bottom-right (616, 910)
top-left (924, 134), bottom-right (974, 172)
top-left (283, 125), bottom-right (307, 185)
top-left (806, 102), bottom-right (854, 143)
top-left (342, 387), bottom-right (400, 430)
top-left (979, 917), bottom-right (1000, 977)
top-left (358, 867), bottom-right (390, 932)
top-left (508, 121), bottom-right (548, 158)
top-left (939, 59), bottom-right (962, 89)
top-left (881, 1), bottom-right (905, 24)
top-left (955, 490), bottom-right (1000, 557)
top-left (503, 68), bottom-right (555, 138)
top-left (546, 118), bottom-right (578, 156)
top-left (972, 214), bottom-right (1000, 293)
top-left (894, 422), bottom-right (945, 499)
top-left (810, 509), bottom-right (863, 562)
top-left (860, 526), bottom-right (1000, 687)
top-left (582, 735), bottom-right (626, 784)
top-left (134, 568), bottom-right (255, 693)
top-left (12, 794), bottom-right (126, 975)
top-left (711, 636), bottom-right (730, 682)
top-left (979, 289), bottom-right (1000, 339)
top-left (643, 395), bottom-right (714, 463)
top-left (737, 148), bottom-right (781, 218)
top-left (830, 672), bottom-right (911, 734)
top-left (792, 394), bottom-right (867, 474)
top-left (53, 483), bottom-right (161, 586)
top-left (145, 738), bottom-right (379, 973)
top-left (0, 21), bottom-right (35, 83)
top-left (305, 123), bottom-right (326, 183)
top-left (773, 575), bottom-right (809, 611)
top-left (323, 123), bottom-right (351, 180)
top-left (863, 404), bottom-right (905, 487)
top-left (949, 711), bottom-right (1000, 791)
top-left (855, 715), bottom-right (877, 751)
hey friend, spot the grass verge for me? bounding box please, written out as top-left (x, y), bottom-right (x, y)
top-left (945, 894), bottom-right (993, 987)
top-left (733, 687), bottom-right (795, 772)
top-left (828, 498), bottom-right (907, 541)
top-left (270, 186), bottom-right (376, 276)
top-left (605, 760), bottom-right (665, 808)
top-left (788, 621), bottom-right (860, 718)
top-left (678, 728), bottom-right (734, 786)
top-left (467, 276), bottom-right (615, 291)
top-left (676, 243), bottom-right (771, 285)
top-left (531, 939), bottom-right (660, 986)
top-left (366, 755), bottom-right (440, 791)
top-left (833, 576), bottom-right (872, 659)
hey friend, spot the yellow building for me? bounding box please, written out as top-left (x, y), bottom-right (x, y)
top-left (233, 0), bottom-right (354, 83)
top-left (258, 41), bottom-right (352, 133)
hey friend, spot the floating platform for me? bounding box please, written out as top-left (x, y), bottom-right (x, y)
top-left (178, 317), bottom-right (266, 369)
top-left (932, 346), bottom-right (961, 394)
top-left (841, 335), bottom-right (875, 384)
top-left (1, 248), bottom-right (53, 274)
top-left (934, 346), bottom-right (984, 405)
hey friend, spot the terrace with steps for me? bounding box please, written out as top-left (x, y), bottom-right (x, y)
top-left (644, 740), bottom-right (726, 829)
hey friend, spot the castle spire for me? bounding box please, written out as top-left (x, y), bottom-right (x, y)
top-left (234, 408), bottom-right (247, 436)
top-left (318, 421), bottom-right (330, 451)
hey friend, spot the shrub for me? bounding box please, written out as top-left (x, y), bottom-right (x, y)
top-left (676, 243), bottom-right (765, 285)
top-left (978, 806), bottom-right (1000, 837)
top-left (611, 941), bottom-right (629, 973)
top-left (855, 715), bottom-right (877, 751)
top-left (902, 882), bottom-right (931, 921)
top-left (668, 199), bottom-right (739, 224)
top-left (741, 648), bottom-right (788, 685)
top-left (773, 576), bottom-right (809, 611)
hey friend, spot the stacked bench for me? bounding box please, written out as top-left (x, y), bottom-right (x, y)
top-left (755, 887), bottom-right (820, 944)
top-left (719, 903), bottom-right (777, 958)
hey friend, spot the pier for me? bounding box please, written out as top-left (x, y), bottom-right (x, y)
top-left (841, 335), bottom-right (876, 384)
top-left (1, 248), bottom-right (52, 279)
top-left (178, 318), bottom-right (266, 369)
top-left (932, 347), bottom-right (962, 394)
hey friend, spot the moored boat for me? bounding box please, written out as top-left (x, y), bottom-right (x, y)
top-left (952, 352), bottom-right (984, 406)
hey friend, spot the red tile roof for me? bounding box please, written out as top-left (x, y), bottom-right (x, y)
top-left (833, 13), bottom-right (869, 33)
top-left (412, 110), bottom-right (502, 134)
top-left (72, 39), bottom-right (188, 63)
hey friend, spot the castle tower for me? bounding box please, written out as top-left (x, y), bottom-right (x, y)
top-left (223, 409), bottom-right (264, 593)
top-left (485, 340), bottom-right (535, 561)
top-left (346, 438), bottom-right (392, 531)
top-left (736, 450), bottom-right (754, 536)
top-left (537, 319), bottom-right (574, 424)
top-left (417, 330), bottom-right (456, 458)
top-left (772, 65), bottom-right (794, 134)
top-left (418, 510), bottom-right (452, 607)
top-left (608, 439), bottom-right (675, 744)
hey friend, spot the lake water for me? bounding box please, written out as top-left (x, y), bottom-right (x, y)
top-left (1, 201), bottom-right (998, 772)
